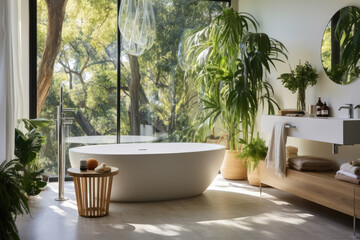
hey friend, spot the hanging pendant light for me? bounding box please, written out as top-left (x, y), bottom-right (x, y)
top-left (119, 0), bottom-right (156, 56)
top-left (177, 29), bottom-right (195, 71)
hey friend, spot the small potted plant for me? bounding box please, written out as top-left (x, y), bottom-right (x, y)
top-left (278, 61), bottom-right (318, 111)
top-left (238, 134), bottom-right (268, 186)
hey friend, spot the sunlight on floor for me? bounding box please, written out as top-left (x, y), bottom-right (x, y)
top-left (132, 223), bottom-right (190, 236)
top-left (210, 175), bottom-right (292, 206)
top-left (16, 175), bottom-right (354, 240)
top-left (49, 205), bottom-right (67, 216)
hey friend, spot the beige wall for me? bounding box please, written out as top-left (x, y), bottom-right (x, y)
top-left (237, 0), bottom-right (360, 165)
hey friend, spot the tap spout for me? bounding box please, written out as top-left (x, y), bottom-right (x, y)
top-left (338, 104), bottom-right (353, 118)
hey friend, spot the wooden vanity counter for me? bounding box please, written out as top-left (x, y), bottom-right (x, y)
top-left (260, 161), bottom-right (359, 217)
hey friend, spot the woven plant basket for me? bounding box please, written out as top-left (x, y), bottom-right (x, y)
top-left (220, 150), bottom-right (247, 180)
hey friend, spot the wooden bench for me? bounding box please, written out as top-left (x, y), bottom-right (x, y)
top-left (259, 161), bottom-right (360, 218)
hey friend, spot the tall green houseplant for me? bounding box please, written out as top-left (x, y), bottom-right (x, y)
top-left (185, 7), bottom-right (287, 149)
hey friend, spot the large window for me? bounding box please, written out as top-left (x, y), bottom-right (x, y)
top-left (32, 0), bottom-right (230, 175)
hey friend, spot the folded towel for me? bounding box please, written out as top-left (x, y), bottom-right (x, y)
top-left (95, 163), bottom-right (111, 173)
top-left (287, 153), bottom-right (298, 158)
top-left (335, 173), bottom-right (360, 185)
top-left (266, 122), bottom-right (287, 178)
top-left (286, 153), bottom-right (298, 162)
top-left (340, 163), bottom-right (360, 175)
top-left (337, 170), bottom-right (360, 179)
top-left (351, 160), bottom-right (360, 166)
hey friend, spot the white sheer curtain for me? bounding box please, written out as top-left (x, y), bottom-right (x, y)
top-left (0, 0), bottom-right (7, 163)
top-left (0, 0), bottom-right (29, 162)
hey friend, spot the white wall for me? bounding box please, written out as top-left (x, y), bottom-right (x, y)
top-left (237, 0), bottom-right (360, 165)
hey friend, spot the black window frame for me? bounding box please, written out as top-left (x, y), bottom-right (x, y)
top-left (28, 0), bottom-right (231, 142)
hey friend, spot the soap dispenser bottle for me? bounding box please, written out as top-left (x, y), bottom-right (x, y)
top-left (316, 98), bottom-right (323, 117)
top-left (321, 102), bottom-right (329, 117)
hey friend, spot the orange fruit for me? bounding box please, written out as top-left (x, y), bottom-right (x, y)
top-left (87, 158), bottom-right (98, 170)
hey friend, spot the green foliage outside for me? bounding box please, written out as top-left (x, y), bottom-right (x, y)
top-left (37, 0), bottom-right (229, 175)
top-left (321, 6), bottom-right (360, 84)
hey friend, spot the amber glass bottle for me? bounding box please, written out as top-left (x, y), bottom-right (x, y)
top-left (321, 102), bottom-right (329, 117)
top-left (316, 97), bottom-right (323, 117)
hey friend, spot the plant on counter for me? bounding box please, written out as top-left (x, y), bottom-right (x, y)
top-left (278, 61), bottom-right (319, 111)
top-left (0, 159), bottom-right (30, 240)
top-left (14, 118), bottom-right (52, 196)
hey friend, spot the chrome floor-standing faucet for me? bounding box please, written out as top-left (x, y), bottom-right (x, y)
top-left (55, 85), bottom-right (74, 201)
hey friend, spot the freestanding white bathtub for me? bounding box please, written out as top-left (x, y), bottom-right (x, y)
top-left (69, 143), bottom-right (225, 202)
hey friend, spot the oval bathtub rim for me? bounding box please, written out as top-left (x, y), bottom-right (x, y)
top-left (69, 142), bottom-right (226, 156)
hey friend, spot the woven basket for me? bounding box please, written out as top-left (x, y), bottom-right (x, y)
top-left (220, 150), bottom-right (247, 180)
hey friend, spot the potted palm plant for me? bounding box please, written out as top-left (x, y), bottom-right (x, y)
top-left (185, 7), bottom-right (287, 179)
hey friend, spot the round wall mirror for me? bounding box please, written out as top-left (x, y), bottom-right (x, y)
top-left (321, 6), bottom-right (360, 85)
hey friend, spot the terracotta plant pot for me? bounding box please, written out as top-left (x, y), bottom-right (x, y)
top-left (220, 150), bottom-right (247, 180)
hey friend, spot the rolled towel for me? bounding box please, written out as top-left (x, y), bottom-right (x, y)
top-left (287, 153), bottom-right (298, 158)
top-left (350, 160), bottom-right (360, 166)
top-left (337, 170), bottom-right (360, 179)
top-left (340, 163), bottom-right (360, 175)
top-left (95, 163), bottom-right (111, 173)
top-left (335, 172), bottom-right (360, 185)
top-left (286, 146), bottom-right (298, 154)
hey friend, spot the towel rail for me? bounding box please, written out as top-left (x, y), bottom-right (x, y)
top-left (285, 124), bottom-right (296, 129)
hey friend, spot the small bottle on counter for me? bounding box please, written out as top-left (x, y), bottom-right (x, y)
top-left (308, 104), bottom-right (316, 117)
top-left (321, 102), bottom-right (329, 117)
top-left (316, 97), bottom-right (323, 117)
top-left (80, 155), bottom-right (87, 171)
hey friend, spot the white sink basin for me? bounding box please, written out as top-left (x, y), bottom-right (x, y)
top-left (261, 115), bottom-right (360, 145)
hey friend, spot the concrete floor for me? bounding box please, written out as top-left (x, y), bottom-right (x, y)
top-left (17, 175), bottom-right (356, 240)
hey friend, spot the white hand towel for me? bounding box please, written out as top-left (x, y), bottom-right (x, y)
top-left (340, 163), bottom-right (360, 175)
top-left (265, 122), bottom-right (288, 178)
top-left (337, 170), bottom-right (360, 179)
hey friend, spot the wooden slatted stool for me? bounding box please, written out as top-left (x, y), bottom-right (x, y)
top-left (68, 167), bottom-right (119, 217)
